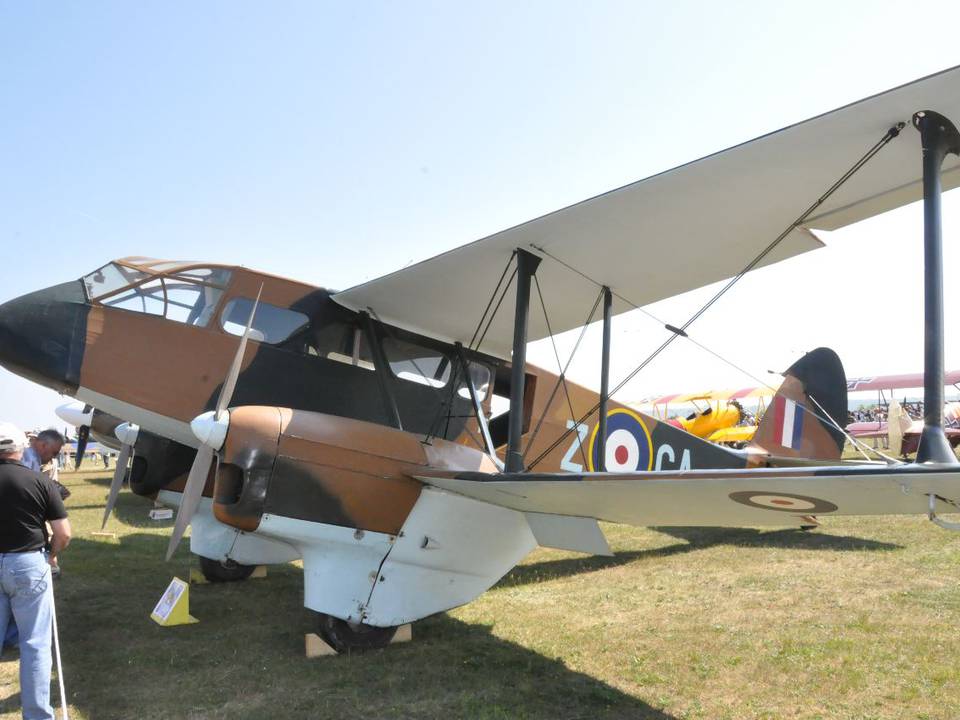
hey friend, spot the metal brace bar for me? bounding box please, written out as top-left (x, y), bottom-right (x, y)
top-left (928, 493), bottom-right (960, 531)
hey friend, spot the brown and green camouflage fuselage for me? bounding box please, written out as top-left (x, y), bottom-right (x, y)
top-left (0, 257), bottom-right (764, 539)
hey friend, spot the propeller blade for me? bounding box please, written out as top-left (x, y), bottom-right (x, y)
top-left (215, 285), bottom-right (262, 419)
top-left (166, 444), bottom-right (214, 561)
top-left (75, 425), bottom-right (89, 469)
top-left (101, 443), bottom-right (132, 529)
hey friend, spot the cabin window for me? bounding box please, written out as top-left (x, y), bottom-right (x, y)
top-left (488, 366), bottom-right (537, 448)
top-left (458, 362), bottom-right (492, 402)
top-left (379, 337), bottom-right (492, 400)
top-left (382, 338), bottom-right (451, 388)
top-left (164, 282), bottom-right (225, 326)
top-left (285, 321), bottom-right (378, 371)
top-left (221, 297), bottom-right (309, 344)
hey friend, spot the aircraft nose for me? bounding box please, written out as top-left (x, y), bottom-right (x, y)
top-left (0, 280), bottom-right (89, 394)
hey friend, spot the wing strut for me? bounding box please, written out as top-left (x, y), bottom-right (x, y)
top-left (361, 310), bottom-right (403, 431)
top-left (914, 110), bottom-right (960, 463)
top-left (506, 249), bottom-right (541, 472)
top-left (597, 286), bottom-right (613, 471)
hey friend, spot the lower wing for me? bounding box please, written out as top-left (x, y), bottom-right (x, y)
top-left (417, 465), bottom-right (960, 528)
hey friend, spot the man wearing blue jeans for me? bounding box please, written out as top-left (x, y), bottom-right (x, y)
top-left (0, 423), bottom-right (72, 720)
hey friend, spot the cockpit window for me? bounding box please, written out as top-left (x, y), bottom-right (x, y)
top-left (83, 263), bottom-right (149, 300)
top-left (170, 268), bottom-right (233, 285)
top-left (82, 262), bottom-right (232, 327)
top-left (220, 297), bottom-right (309, 344)
top-left (102, 279), bottom-right (166, 316)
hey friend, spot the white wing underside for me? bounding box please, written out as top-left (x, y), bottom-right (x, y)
top-left (334, 66), bottom-right (960, 359)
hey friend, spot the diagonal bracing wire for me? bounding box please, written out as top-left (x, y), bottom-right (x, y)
top-left (527, 122), bottom-right (906, 470)
top-left (423, 253), bottom-right (518, 445)
top-left (522, 287), bottom-right (605, 465)
top-left (519, 276), bottom-right (599, 469)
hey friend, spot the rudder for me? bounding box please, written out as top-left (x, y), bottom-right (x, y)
top-left (750, 347), bottom-right (848, 460)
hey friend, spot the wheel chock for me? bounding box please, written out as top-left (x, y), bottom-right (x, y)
top-left (392, 624), bottom-right (413, 644)
top-left (150, 577), bottom-right (198, 626)
top-left (305, 633), bottom-right (338, 657)
top-left (304, 624), bottom-right (413, 658)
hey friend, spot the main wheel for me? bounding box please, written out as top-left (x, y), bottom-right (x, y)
top-left (316, 613), bottom-right (398, 653)
top-left (198, 556), bottom-right (256, 583)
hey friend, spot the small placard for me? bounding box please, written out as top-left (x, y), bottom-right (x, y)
top-left (149, 508), bottom-right (173, 520)
top-left (150, 577), bottom-right (198, 626)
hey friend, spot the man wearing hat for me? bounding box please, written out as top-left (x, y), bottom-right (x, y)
top-left (0, 422), bottom-right (71, 720)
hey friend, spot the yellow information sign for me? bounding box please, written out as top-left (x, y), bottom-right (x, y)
top-left (150, 577), bottom-right (198, 626)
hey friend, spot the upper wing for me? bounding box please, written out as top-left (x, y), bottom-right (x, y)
top-left (847, 370), bottom-right (960, 392)
top-left (334, 66), bottom-right (960, 359)
top-left (417, 465), bottom-right (960, 528)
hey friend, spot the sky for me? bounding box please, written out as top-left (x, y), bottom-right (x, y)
top-left (2, 1), bottom-right (960, 432)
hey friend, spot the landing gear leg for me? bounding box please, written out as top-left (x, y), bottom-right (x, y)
top-left (198, 555), bottom-right (256, 583)
top-left (315, 613), bottom-right (398, 653)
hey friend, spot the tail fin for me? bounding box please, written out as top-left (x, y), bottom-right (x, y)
top-left (750, 347), bottom-right (848, 461)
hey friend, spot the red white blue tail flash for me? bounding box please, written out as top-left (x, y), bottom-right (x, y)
top-left (773, 396), bottom-right (805, 449)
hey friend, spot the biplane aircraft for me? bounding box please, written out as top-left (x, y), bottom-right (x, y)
top-left (3, 67), bottom-right (960, 653)
top-left (644, 386), bottom-right (774, 447)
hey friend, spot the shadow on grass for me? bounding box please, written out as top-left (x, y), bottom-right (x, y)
top-left (25, 534), bottom-right (674, 720)
top-left (651, 525), bottom-right (902, 551)
top-left (500, 526), bottom-right (901, 588)
top-left (79, 488), bottom-right (176, 532)
top-left (0, 690), bottom-right (22, 717)
top-left (66, 471), bottom-right (114, 487)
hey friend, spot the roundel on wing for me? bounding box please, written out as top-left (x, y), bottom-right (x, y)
top-left (728, 491), bottom-right (838, 514)
top-left (587, 408), bottom-right (653, 472)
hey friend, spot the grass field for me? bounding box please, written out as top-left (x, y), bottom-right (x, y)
top-left (3, 465), bottom-right (960, 720)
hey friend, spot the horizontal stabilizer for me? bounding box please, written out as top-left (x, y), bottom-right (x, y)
top-left (524, 512), bottom-right (612, 556)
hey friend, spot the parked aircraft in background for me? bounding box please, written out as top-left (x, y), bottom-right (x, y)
top-left (643, 387), bottom-right (774, 447)
top-left (845, 371), bottom-right (960, 456)
top-left (648, 370), bottom-right (960, 456)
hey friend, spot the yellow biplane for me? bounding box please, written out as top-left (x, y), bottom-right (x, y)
top-left (645, 387), bottom-right (775, 447)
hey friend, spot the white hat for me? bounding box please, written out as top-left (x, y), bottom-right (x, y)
top-left (0, 422), bottom-right (27, 453)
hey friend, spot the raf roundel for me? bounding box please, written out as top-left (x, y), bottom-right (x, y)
top-left (728, 491), bottom-right (839, 514)
top-left (587, 408), bottom-right (654, 472)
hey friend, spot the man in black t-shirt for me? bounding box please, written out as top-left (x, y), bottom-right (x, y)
top-left (0, 422), bottom-right (72, 720)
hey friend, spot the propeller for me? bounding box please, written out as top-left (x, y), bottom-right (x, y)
top-left (55, 402), bottom-right (94, 468)
top-left (102, 422), bottom-right (139, 529)
top-left (166, 288), bottom-right (262, 561)
top-left (75, 422), bottom-right (90, 469)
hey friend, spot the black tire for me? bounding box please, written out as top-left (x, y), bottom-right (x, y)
top-left (316, 613), bottom-right (398, 653)
top-left (198, 556), bottom-right (256, 583)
